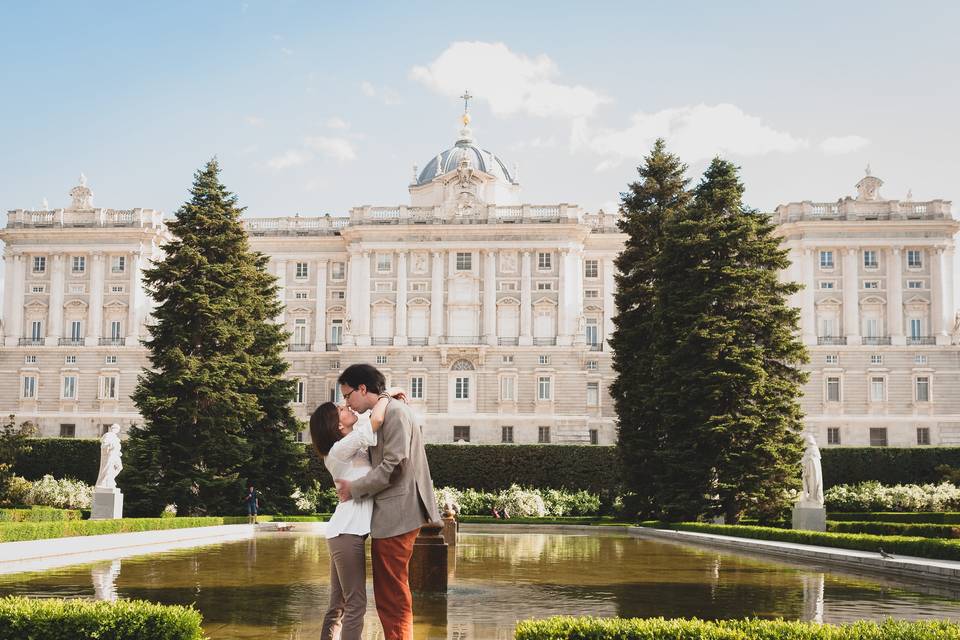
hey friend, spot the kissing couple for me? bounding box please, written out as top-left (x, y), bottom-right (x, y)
top-left (309, 363), bottom-right (440, 640)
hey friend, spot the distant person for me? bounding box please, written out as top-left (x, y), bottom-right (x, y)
top-left (243, 485), bottom-right (259, 524)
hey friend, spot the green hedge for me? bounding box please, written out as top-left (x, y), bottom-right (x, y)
top-left (13, 439), bottom-right (100, 484)
top-left (821, 447), bottom-right (960, 488)
top-left (458, 516), bottom-right (623, 525)
top-left (641, 521), bottom-right (960, 561)
top-left (0, 516), bottom-right (255, 543)
top-left (828, 520), bottom-right (960, 539)
top-left (830, 511), bottom-right (960, 524)
top-left (0, 596), bottom-right (204, 640)
top-left (0, 507), bottom-right (81, 522)
top-left (515, 616), bottom-right (960, 640)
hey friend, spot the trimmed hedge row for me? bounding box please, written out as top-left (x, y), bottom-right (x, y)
top-left (514, 616), bottom-right (960, 640)
top-left (458, 516), bottom-right (623, 525)
top-left (0, 516), bottom-right (256, 543)
top-left (0, 596), bottom-right (204, 640)
top-left (828, 520), bottom-right (960, 539)
top-left (830, 511), bottom-right (960, 524)
top-left (820, 447), bottom-right (960, 488)
top-left (13, 439), bottom-right (100, 484)
top-left (642, 521), bottom-right (960, 561)
top-left (0, 507), bottom-right (81, 522)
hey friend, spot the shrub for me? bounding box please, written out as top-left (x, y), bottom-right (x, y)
top-left (0, 476), bottom-right (31, 508)
top-left (13, 438), bottom-right (100, 484)
top-left (829, 512), bottom-right (960, 524)
top-left (457, 488), bottom-right (496, 515)
top-left (820, 447), bottom-right (960, 489)
top-left (435, 486), bottom-right (462, 514)
top-left (0, 507), bottom-right (81, 523)
top-left (25, 475), bottom-right (93, 510)
top-left (828, 520), bottom-right (960, 539)
top-left (515, 616), bottom-right (960, 640)
top-left (0, 516), bottom-right (244, 543)
top-left (161, 504), bottom-right (177, 519)
top-left (825, 481), bottom-right (960, 512)
top-left (495, 485), bottom-right (547, 517)
top-left (0, 596), bottom-right (205, 640)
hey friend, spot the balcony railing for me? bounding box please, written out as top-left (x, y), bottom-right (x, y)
top-left (443, 336), bottom-right (481, 345)
top-left (407, 337), bottom-right (429, 346)
top-left (18, 338), bottom-right (44, 346)
top-left (325, 343), bottom-right (341, 351)
top-left (498, 337), bottom-right (519, 346)
top-left (907, 336), bottom-right (936, 345)
top-left (288, 343), bottom-right (311, 352)
top-left (817, 336), bottom-right (847, 345)
top-left (861, 336), bottom-right (891, 346)
top-left (99, 338), bottom-right (126, 346)
top-left (59, 338), bottom-right (85, 346)
top-left (533, 337), bottom-right (557, 346)
top-left (371, 337), bottom-right (394, 346)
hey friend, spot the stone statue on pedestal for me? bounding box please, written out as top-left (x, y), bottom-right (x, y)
top-left (792, 433), bottom-right (826, 531)
top-left (96, 424), bottom-right (123, 489)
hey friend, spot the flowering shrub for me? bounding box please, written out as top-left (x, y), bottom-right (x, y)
top-left (495, 485), bottom-right (547, 517)
top-left (291, 481), bottom-right (338, 514)
top-left (433, 485), bottom-right (603, 517)
top-left (825, 481), bottom-right (960, 512)
top-left (0, 475), bottom-right (32, 507)
top-left (541, 489), bottom-right (601, 516)
top-left (161, 504), bottom-right (178, 519)
top-left (26, 475), bottom-right (93, 510)
top-left (435, 487), bottom-right (462, 515)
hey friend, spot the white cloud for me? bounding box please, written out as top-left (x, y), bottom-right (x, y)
top-left (572, 103), bottom-right (810, 171)
top-left (411, 41), bottom-right (609, 119)
top-left (305, 136), bottom-right (356, 162)
top-left (359, 81), bottom-right (401, 105)
top-left (819, 135), bottom-right (869, 155)
top-left (325, 117), bottom-right (349, 130)
top-left (267, 149), bottom-right (311, 170)
top-left (244, 115), bottom-right (265, 127)
top-left (280, 47), bottom-right (294, 56)
top-left (509, 136), bottom-right (558, 152)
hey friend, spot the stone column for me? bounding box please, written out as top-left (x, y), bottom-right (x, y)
top-left (430, 251), bottom-right (444, 344)
top-left (87, 253), bottom-right (105, 345)
top-left (602, 256), bottom-right (615, 349)
top-left (47, 253), bottom-right (65, 345)
top-left (842, 248), bottom-right (859, 343)
top-left (571, 250), bottom-right (585, 346)
top-left (395, 252), bottom-right (408, 346)
top-left (6, 252), bottom-right (25, 345)
top-left (275, 260), bottom-right (288, 326)
top-left (344, 251), bottom-right (362, 346)
top-left (519, 251), bottom-right (533, 346)
top-left (313, 259), bottom-right (328, 351)
top-left (801, 249), bottom-right (816, 345)
top-left (483, 249), bottom-right (497, 346)
top-left (356, 251), bottom-right (372, 346)
top-left (887, 247), bottom-right (904, 345)
top-left (126, 251), bottom-right (142, 344)
top-left (932, 247), bottom-right (949, 344)
top-left (945, 246), bottom-right (956, 339)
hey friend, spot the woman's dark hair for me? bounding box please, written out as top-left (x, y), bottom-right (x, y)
top-left (309, 402), bottom-right (342, 457)
top-left (337, 363), bottom-right (386, 395)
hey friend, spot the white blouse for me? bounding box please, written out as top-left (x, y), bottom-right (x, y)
top-left (323, 414), bottom-right (376, 539)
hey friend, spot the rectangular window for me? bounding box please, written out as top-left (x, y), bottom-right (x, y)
top-left (111, 285), bottom-right (125, 294)
top-left (70, 320), bottom-right (82, 340)
top-left (827, 427), bottom-right (841, 445)
top-left (110, 321), bottom-right (122, 340)
top-left (585, 319), bottom-right (599, 346)
top-left (499, 281), bottom-right (517, 291)
top-left (825, 354), bottom-right (838, 365)
top-left (376, 355), bottom-right (387, 365)
top-left (453, 426), bottom-right (470, 442)
top-left (915, 376), bottom-right (930, 402)
top-left (584, 260), bottom-right (599, 278)
top-left (538, 355), bottom-right (550, 365)
top-left (820, 318), bottom-right (835, 337)
top-left (501, 426), bottom-right (514, 443)
top-left (295, 291), bottom-right (308, 299)
top-left (917, 427), bottom-right (931, 445)
top-left (863, 250), bottom-right (878, 268)
top-left (819, 281), bottom-right (834, 290)
top-left (869, 427), bottom-right (888, 447)
top-left (330, 386), bottom-right (344, 403)
top-left (331, 262), bottom-right (345, 280)
top-left (537, 252), bottom-right (552, 270)
top-left (31, 321), bottom-right (43, 341)
top-left (537, 376), bottom-right (552, 401)
top-left (295, 262), bottom-right (309, 279)
top-left (105, 355), bottom-right (117, 364)
top-left (870, 376), bottom-right (885, 402)
top-left (536, 281), bottom-right (553, 291)
top-left (330, 320), bottom-right (343, 345)
top-left (65, 355), bottom-right (76, 365)
top-left (376, 254), bottom-right (392, 272)
top-left (864, 318), bottom-right (879, 338)
top-left (59, 424), bottom-right (76, 438)
top-left (22, 375), bottom-right (37, 399)
top-left (374, 281), bottom-right (392, 292)
top-left (455, 377), bottom-right (470, 399)
top-left (538, 426), bottom-right (551, 444)
top-left (914, 354), bottom-right (928, 365)
top-left (62, 375), bottom-right (77, 400)
top-left (907, 250), bottom-right (923, 268)
top-left (863, 281), bottom-right (879, 289)
top-left (99, 375), bottom-right (118, 400)
top-left (910, 318), bottom-right (922, 339)
top-left (24, 355), bottom-right (36, 364)
top-left (589, 429), bottom-right (599, 445)
top-left (584, 289), bottom-right (599, 298)
top-left (586, 382), bottom-right (599, 407)
top-left (410, 377), bottom-right (424, 399)
top-left (502, 355), bottom-right (514, 364)
top-left (33, 256), bottom-right (46, 273)
top-left (293, 319), bottom-right (307, 345)
top-left (819, 251), bottom-right (834, 269)
top-left (31, 285), bottom-right (46, 294)
top-left (826, 377), bottom-right (841, 402)
top-left (412, 355), bottom-right (423, 363)
top-left (586, 360), bottom-right (598, 370)
top-left (907, 280), bottom-right (923, 289)
top-left (69, 283), bottom-right (85, 294)
top-left (294, 380), bottom-right (305, 404)
top-left (870, 354), bottom-right (883, 365)
top-left (456, 252), bottom-right (472, 271)
top-left (500, 376), bottom-right (515, 401)
top-left (295, 431), bottom-right (304, 443)
top-left (111, 255), bottom-right (125, 273)
top-left (330, 290), bottom-right (345, 300)
top-left (72, 255), bottom-right (85, 273)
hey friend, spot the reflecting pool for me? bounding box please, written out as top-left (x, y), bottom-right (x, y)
top-left (2, 529), bottom-right (959, 639)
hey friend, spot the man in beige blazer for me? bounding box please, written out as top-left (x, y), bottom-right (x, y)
top-left (335, 363), bottom-right (440, 640)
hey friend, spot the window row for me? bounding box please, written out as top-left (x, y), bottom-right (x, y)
top-left (30, 255), bottom-right (128, 274)
top-left (288, 262), bottom-right (347, 280)
top-left (20, 374), bottom-right (120, 400)
top-left (824, 353), bottom-right (928, 366)
top-left (21, 320), bottom-right (126, 341)
top-left (823, 375), bottom-right (932, 403)
top-left (817, 249), bottom-right (927, 271)
top-left (816, 279), bottom-right (927, 290)
top-left (24, 355), bottom-right (118, 365)
top-left (451, 425), bottom-right (600, 445)
top-left (286, 256), bottom-right (605, 279)
top-left (825, 426), bottom-right (930, 447)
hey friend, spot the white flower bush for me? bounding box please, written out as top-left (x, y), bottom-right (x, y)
top-left (162, 504), bottom-right (178, 518)
top-left (825, 481), bottom-right (960, 512)
top-left (432, 485), bottom-right (602, 517)
top-left (26, 475), bottom-right (93, 510)
top-left (496, 484), bottom-right (547, 517)
top-left (435, 487), bottom-right (462, 515)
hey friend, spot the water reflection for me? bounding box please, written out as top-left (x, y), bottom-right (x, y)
top-left (1, 531), bottom-right (959, 639)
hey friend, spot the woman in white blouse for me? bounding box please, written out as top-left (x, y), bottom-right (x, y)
top-left (309, 389), bottom-right (403, 640)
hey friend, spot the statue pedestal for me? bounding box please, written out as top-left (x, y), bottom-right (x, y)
top-left (792, 505), bottom-right (826, 532)
top-left (409, 522), bottom-right (448, 592)
top-left (91, 488), bottom-right (124, 520)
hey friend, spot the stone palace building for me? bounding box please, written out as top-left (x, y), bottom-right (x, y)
top-left (1, 113), bottom-right (958, 447)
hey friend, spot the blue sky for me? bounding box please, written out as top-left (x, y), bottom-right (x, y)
top-left (1, 1), bottom-right (958, 222)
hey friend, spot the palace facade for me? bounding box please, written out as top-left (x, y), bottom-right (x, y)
top-left (1, 117), bottom-right (958, 446)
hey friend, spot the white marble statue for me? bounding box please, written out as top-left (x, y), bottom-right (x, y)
top-left (799, 433), bottom-right (824, 507)
top-left (95, 424), bottom-right (123, 489)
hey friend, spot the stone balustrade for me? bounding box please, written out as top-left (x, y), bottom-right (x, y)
top-left (6, 208), bottom-right (165, 229)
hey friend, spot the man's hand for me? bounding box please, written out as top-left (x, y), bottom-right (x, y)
top-left (335, 479), bottom-right (353, 503)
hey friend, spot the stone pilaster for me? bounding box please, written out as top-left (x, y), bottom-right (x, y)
top-left (801, 248), bottom-right (816, 345)
top-left (887, 247), bottom-right (904, 345)
top-left (483, 249), bottom-right (497, 346)
top-left (275, 260), bottom-right (288, 326)
top-left (519, 251), bottom-right (532, 346)
top-left (430, 251), bottom-right (444, 344)
top-left (313, 259), bottom-right (328, 351)
top-left (87, 252), bottom-right (105, 345)
top-left (602, 256), bottom-right (615, 349)
top-left (127, 251), bottom-right (142, 344)
top-left (47, 253), bottom-right (65, 344)
top-left (842, 248), bottom-right (859, 342)
top-left (395, 252), bottom-right (408, 345)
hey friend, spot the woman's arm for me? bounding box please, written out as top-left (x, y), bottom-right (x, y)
top-left (370, 387), bottom-right (407, 432)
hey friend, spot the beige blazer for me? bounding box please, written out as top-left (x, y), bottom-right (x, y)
top-left (349, 399), bottom-right (440, 538)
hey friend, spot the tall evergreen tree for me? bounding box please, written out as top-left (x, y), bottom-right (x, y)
top-left (610, 140), bottom-right (690, 517)
top-left (653, 158), bottom-right (808, 522)
top-left (121, 160), bottom-right (303, 516)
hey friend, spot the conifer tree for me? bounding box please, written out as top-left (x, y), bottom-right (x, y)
top-left (610, 140), bottom-right (690, 517)
top-left (122, 160), bottom-right (303, 516)
top-left (653, 158), bottom-right (807, 522)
